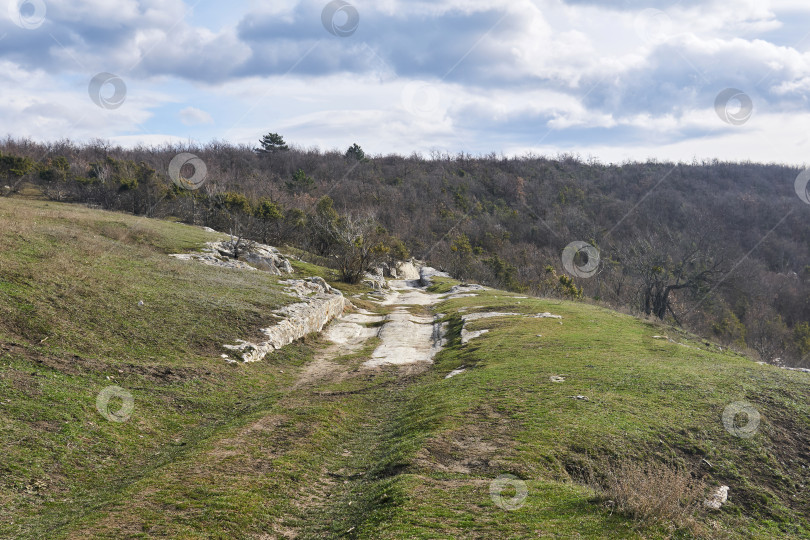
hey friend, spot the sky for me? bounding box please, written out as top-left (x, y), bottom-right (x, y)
top-left (2, 0), bottom-right (810, 164)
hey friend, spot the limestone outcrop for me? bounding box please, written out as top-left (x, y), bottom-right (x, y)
top-left (171, 242), bottom-right (343, 363)
top-left (170, 240), bottom-right (293, 275)
top-left (363, 267), bottom-right (389, 290)
top-left (361, 279), bottom-right (447, 368)
top-left (366, 259), bottom-right (424, 288)
top-left (459, 311), bottom-right (562, 345)
top-left (419, 266), bottom-right (451, 287)
top-left (224, 278), bottom-right (346, 363)
top-left (364, 309), bottom-right (446, 367)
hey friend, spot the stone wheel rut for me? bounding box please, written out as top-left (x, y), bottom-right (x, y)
top-left (296, 279), bottom-right (446, 389)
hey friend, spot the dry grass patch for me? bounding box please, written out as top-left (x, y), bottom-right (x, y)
top-left (594, 458), bottom-right (709, 537)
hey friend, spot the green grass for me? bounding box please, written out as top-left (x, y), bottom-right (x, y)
top-left (1, 199), bottom-right (809, 539)
top-left (359, 289), bottom-right (810, 538)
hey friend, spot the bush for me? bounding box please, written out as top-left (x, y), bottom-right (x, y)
top-left (220, 192), bottom-right (251, 214)
top-left (713, 311), bottom-right (747, 349)
top-left (538, 265), bottom-right (582, 299)
top-left (286, 169), bottom-right (314, 194)
top-left (794, 322), bottom-right (810, 358)
top-left (389, 238), bottom-right (410, 262)
top-left (558, 274), bottom-right (582, 299)
top-left (253, 197), bottom-right (284, 244)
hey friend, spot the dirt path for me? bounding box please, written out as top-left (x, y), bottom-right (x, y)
top-left (293, 308), bottom-right (384, 388)
top-left (271, 278), bottom-right (451, 536)
top-left (67, 277), bottom-right (452, 539)
top-left (296, 278), bottom-right (446, 387)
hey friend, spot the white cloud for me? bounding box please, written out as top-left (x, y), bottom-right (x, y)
top-left (0, 59), bottom-right (160, 141)
top-left (1, 0), bottom-right (810, 163)
top-left (179, 106), bottom-right (214, 125)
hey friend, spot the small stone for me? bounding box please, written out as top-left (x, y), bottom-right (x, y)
top-left (533, 312), bottom-right (562, 319)
top-left (705, 486), bottom-right (729, 510)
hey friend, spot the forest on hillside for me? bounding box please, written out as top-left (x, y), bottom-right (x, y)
top-left (1, 136), bottom-right (809, 368)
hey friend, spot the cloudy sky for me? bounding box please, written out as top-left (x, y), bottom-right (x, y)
top-left (2, 0), bottom-right (810, 163)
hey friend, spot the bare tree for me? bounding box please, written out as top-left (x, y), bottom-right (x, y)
top-left (312, 197), bottom-right (390, 283)
top-left (623, 227), bottom-right (727, 323)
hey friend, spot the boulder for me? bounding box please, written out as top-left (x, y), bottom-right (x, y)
top-left (396, 260), bottom-right (421, 280)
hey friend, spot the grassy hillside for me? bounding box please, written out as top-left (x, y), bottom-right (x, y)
top-left (1, 199), bottom-right (809, 539)
top-left (0, 199), bottom-right (318, 538)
